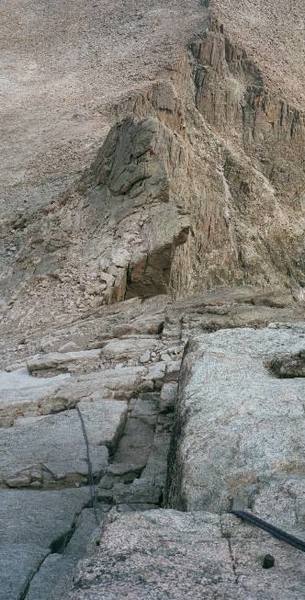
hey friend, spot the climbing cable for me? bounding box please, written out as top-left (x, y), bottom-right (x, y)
top-left (232, 510), bottom-right (305, 553)
top-left (76, 406), bottom-right (99, 526)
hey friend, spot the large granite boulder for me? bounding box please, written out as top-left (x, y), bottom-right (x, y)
top-left (166, 325), bottom-right (305, 515)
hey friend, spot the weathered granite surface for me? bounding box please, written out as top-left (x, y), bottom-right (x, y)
top-left (68, 509), bottom-right (305, 600)
top-left (0, 296), bottom-right (185, 598)
top-left (0, 545), bottom-right (47, 600)
top-left (166, 326), bottom-right (305, 513)
top-left (0, 369), bottom-right (71, 426)
top-left (0, 488), bottom-right (91, 600)
top-left (0, 399), bottom-right (128, 487)
top-left (0, 290), bottom-right (304, 599)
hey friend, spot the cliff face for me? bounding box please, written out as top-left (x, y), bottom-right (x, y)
top-left (1, 4), bottom-right (305, 331)
top-left (172, 19), bottom-right (305, 294)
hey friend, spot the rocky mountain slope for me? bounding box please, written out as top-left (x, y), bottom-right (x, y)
top-left (1, 0), bottom-right (305, 598)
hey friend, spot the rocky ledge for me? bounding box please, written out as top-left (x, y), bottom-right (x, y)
top-left (1, 287), bottom-right (305, 599)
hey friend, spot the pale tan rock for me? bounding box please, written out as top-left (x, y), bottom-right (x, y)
top-left (100, 337), bottom-right (160, 363)
top-left (26, 349), bottom-right (101, 375)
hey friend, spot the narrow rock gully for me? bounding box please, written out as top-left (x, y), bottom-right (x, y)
top-left (0, 287), bottom-right (304, 599)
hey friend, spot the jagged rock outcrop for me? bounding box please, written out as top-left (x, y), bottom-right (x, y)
top-left (1, 0), bottom-right (305, 599)
top-left (1, 5), bottom-right (305, 330)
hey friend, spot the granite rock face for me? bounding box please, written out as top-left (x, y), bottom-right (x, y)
top-left (0, 293), bottom-right (186, 598)
top-left (68, 509), bottom-right (305, 600)
top-left (0, 290), bottom-right (304, 600)
top-left (0, 488), bottom-right (91, 600)
top-left (0, 399), bottom-right (128, 488)
top-left (166, 326), bottom-right (305, 513)
top-left (0, 285), bottom-right (304, 598)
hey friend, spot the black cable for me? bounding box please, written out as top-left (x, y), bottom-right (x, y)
top-left (76, 406), bottom-right (99, 526)
top-left (232, 510), bottom-right (305, 553)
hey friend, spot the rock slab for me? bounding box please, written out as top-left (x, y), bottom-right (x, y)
top-left (166, 326), bottom-right (305, 514)
top-left (68, 509), bottom-right (305, 599)
top-left (0, 399), bottom-right (127, 487)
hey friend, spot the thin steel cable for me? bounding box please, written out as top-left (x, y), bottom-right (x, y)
top-left (76, 406), bottom-right (99, 526)
top-left (232, 510), bottom-right (305, 553)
